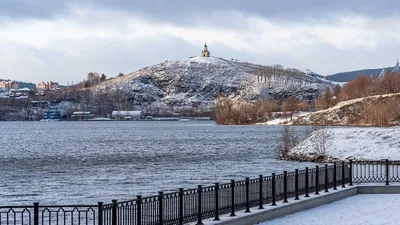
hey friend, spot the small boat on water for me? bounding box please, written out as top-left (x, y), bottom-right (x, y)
top-left (178, 118), bottom-right (189, 121)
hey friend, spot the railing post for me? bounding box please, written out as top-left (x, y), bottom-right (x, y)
top-left (158, 192), bottom-right (164, 225)
top-left (325, 164), bottom-right (329, 192)
top-left (213, 184), bottom-right (220, 221)
top-left (283, 171), bottom-right (288, 203)
top-left (294, 169), bottom-right (299, 200)
top-left (230, 180), bottom-right (236, 216)
top-left (271, 173), bottom-right (277, 206)
top-left (341, 161), bottom-right (346, 188)
top-left (386, 159), bottom-right (390, 185)
top-left (33, 202), bottom-right (39, 225)
top-left (333, 163), bottom-right (337, 190)
top-left (258, 175), bottom-right (264, 209)
top-left (315, 166), bottom-right (320, 195)
top-left (111, 200), bottom-right (117, 225)
top-left (179, 189), bottom-right (184, 225)
top-left (98, 202), bottom-right (103, 225)
top-left (305, 167), bottom-right (309, 197)
top-left (196, 185), bottom-right (203, 225)
top-left (349, 160), bottom-right (353, 186)
top-left (136, 196), bottom-right (142, 225)
top-left (245, 178), bottom-right (251, 212)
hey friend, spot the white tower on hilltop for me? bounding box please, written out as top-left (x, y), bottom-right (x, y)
top-left (378, 67), bottom-right (386, 78)
top-left (201, 43), bottom-right (210, 57)
top-left (393, 60), bottom-right (399, 72)
top-left (379, 60), bottom-right (400, 78)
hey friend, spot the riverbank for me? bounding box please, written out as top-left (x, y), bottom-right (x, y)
top-left (285, 127), bottom-right (400, 162)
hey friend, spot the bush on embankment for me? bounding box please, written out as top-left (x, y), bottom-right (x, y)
top-left (213, 97), bottom-right (280, 125)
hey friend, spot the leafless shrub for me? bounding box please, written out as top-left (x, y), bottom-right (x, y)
top-left (214, 96), bottom-right (279, 125)
top-left (363, 96), bottom-right (400, 126)
top-left (311, 126), bottom-right (330, 157)
top-left (280, 126), bottom-right (313, 159)
top-left (282, 96), bottom-right (299, 120)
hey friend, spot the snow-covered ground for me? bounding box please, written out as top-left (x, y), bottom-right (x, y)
top-left (288, 127), bottom-right (400, 160)
top-left (260, 194), bottom-right (400, 225)
top-left (256, 111), bottom-right (311, 125)
top-left (294, 93), bottom-right (400, 126)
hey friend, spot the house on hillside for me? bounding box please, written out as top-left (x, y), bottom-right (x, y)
top-left (36, 81), bottom-right (60, 91)
top-left (9, 88), bottom-right (33, 97)
top-left (0, 81), bottom-right (19, 90)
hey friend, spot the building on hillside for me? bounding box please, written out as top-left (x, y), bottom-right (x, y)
top-left (36, 81), bottom-right (60, 91)
top-left (18, 88), bottom-right (33, 95)
top-left (111, 111), bottom-right (144, 120)
top-left (9, 88), bottom-right (33, 97)
top-left (201, 43), bottom-right (210, 57)
top-left (0, 81), bottom-right (19, 90)
top-left (43, 108), bottom-right (62, 120)
top-left (71, 111), bottom-right (94, 120)
top-left (0, 88), bottom-right (9, 98)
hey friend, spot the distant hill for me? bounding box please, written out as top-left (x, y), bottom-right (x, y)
top-left (327, 67), bottom-right (392, 82)
top-left (0, 79), bottom-right (36, 89)
top-left (95, 56), bottom-right (335, 114)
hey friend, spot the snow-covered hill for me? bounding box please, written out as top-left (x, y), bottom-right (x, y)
top-left (98, 57), bottom-right (335, 113)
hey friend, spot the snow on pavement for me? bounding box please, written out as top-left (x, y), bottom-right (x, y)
top-left (259, 194), bottom-right (400, 225)
top-left (288, 127), bottom-right (400, 160)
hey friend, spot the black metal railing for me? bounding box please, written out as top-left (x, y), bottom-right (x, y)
top-left (0, 204), bottom-right (100, 225)
top-left (2, 160), bottom-right (400, 225)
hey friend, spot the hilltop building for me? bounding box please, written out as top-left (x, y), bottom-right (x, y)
top-left (36, 81), bottom-right (59, 91)
top-left (0, 81), bottom-right (19, 90)
top-left (201, 43), bottom-right (210, 57)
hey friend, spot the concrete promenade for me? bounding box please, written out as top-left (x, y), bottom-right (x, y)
top-left (187, 184), bottom-right (400, 225)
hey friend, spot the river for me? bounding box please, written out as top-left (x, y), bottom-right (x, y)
top-left (0, 121), bottom-right (316, 205)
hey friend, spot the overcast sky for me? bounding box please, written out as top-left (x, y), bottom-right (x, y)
top-left (1, 0), bottom-right (400, 84)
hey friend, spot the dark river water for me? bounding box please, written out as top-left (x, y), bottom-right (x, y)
top-left (0, 121), bottom-right (316, 205)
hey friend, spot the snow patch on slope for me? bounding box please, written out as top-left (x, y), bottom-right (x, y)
top-left (294, 93), bottom-right (400, 125)
top-left (288, 127), bottom-right (400, 160)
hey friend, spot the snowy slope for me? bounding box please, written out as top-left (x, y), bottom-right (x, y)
top-left (292, 93), bottom-right (400, 126)
top-left (287, 127), bottom-right (400, 161)
top-left (97, 57), bottom-right (334, 113)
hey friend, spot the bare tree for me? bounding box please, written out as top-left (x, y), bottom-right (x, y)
top-left (312, 126), bottom-right (330, 157)
top-left (282, 96), bottom-right (299, 120)
top-left (22, 99), bottom-right (33, 120)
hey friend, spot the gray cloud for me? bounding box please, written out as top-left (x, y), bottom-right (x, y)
top-left (1, 0), bottom-right (400, 84)
top-left (1, 0), bottom-right (399, 22)
top-left (0, 35), bottom-right (201, 84)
